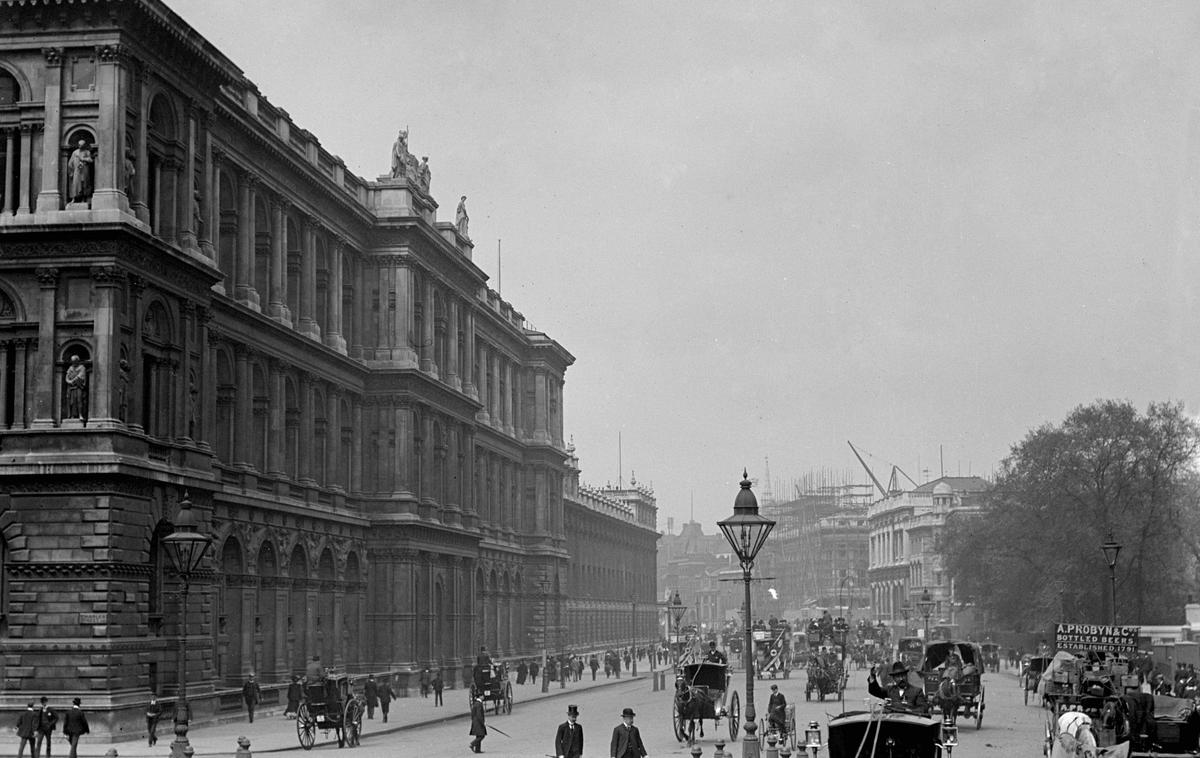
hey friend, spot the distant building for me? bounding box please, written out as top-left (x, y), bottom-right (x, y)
top-left (658, 518), bottom-right (732, 638)
top-left (867, 476), bottom-right (988, 640)
top-left (762, 483), bottom-right (873, 620)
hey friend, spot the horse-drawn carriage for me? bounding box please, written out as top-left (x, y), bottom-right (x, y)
top-left (470, 660), bottom-right (514, 715)
top-left (672, 661), bottom-right (740, 745)
top-left (296, 674), bottom-right (365, 750)
top-left (920, 640), bottom-right (985, 730)
top-left (805, 651), bottom-right (846, 701)
top-left (753, 620), bottom-right (793, 679)
top-left (824, 705), bottom-right (957, 757)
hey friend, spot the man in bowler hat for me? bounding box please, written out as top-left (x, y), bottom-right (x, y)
top-left (609, 707), bottom-right (646, 758)
top-left (555, 704), bottom-right (584, 758)
top-left (16, 701), bottom-right (38, 758)
top-left (468, 694), bottom-right (487, 753)
top-left (868, 661), bottom-right (929, 713)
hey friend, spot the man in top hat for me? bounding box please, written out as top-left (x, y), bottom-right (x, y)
top-left (609, 707), bottom-right (646, 758)
top-left (17, 701), bottom-right (39, 758)
top-left (555, 704), bottom-right (584, 758)
top-left (62, 698), bottom-right (89, 758)
top-left (242, 674), bottom-right (261, 723)
top-left (468, 694), bottom-right (487, 753)
top-left (868, 661), bottom-right (929, 713)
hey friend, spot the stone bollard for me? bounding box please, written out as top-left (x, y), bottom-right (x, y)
top-left (779, 741), bottom-right (792, 758)
top-left (764, 732), bottom-right (779, 758)
top-left (652, 672), bottom-right (659, 692)
top-left (236, 735), bottom-right (252, 758)
top-left (713, 738), bottom-right (728, 758)
top-left (690, 744), bottom-right (704, 758)
top-left (105, 750), bottom-right (118, 758)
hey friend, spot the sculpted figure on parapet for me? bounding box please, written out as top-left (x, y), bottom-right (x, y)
top-left (389, 128), bottom-right (430, 192)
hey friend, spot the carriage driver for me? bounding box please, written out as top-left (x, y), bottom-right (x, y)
top-left (767, 684), bottom-right (787, 736)
top-left (705, 641), bottom-right (727, 665)
top-left (868, 661), bottom-right (929, 713)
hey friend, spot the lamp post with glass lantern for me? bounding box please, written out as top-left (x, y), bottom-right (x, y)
top-left (718, 471), bottom-right (775, 758)
top-left (161, 493), bottom-right (213, 758)
top-left (1101, 533), bottom-right (1121, 626)
top-left (670, 590), bottom-right (687, 667)
top-left (917, 589), bottom-right (935, 647)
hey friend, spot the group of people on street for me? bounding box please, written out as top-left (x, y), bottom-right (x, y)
top-left (16, 697), bottom-right (88, 758)
top-left (467, 700), bottom-right (646, 758)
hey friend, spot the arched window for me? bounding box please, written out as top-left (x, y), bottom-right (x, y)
top-left (147, 94), bottom-right (179, 240)
top-left (0, 71), bottom-right (19, 105)
top-left (0, 70), bottom-right (20, 215)
top-left (218, 170), bottom-right (238, 291)
top-left (215, 349), bottom-right (234, 463)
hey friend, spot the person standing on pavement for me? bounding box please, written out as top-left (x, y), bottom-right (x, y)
top-left (364, 675), bottom-right (378, 719)
top-left (420, 667), bottom-right (431, 698)
top-left (16, 701), bottom-right (38, 758)
top-left (432, 669), bottom-right (444, 706)
top-left (589, 655), bottom-right (600, 681)
top-left (62, 698), bottom-right (89, 758)
top-left (379, 677), bottom-right (394, 723)
top-left (609, 707), bottom-right (646, 758)
top-left (145, 696), bottom-right (161, 747)
top-left (555, 704), bottom-right (584, 758)
top-left (468, 694), bottom-right (487, 753)
top-left (286, 676), bottom-right (303, 719)
top-left (242, 674), bottom-right (261, 723)
top-left (530, 659), bottom-right (540, 684)
top-left (36, 697), bottom-right (57, 757)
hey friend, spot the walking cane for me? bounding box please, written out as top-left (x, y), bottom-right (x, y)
top-left (488, 725), bottom-right (512, 738)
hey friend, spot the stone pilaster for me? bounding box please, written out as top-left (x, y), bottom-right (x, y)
top-left (31, 267), bottom-right (58, 428)
top-left (35, 48), bottom-right (63, 213)
top-left (91, 45), bottom-right (128, 212)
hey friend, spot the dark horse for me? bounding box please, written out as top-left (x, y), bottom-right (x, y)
top-left (934, 677), bottom-right (962, 724)
top-left (675, 682), bottom-right (705, 744)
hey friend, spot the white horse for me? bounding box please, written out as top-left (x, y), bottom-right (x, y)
top-left (1050, 712), bottom-right (1099, 758)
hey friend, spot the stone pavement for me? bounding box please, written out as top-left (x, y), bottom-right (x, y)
top-left (50, 670), bottom-right (660, 758)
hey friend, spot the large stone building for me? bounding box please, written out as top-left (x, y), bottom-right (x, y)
top-left (0, 0), bottom-right (657, 736)
top-left (867, 476), bottom-right (988, 640)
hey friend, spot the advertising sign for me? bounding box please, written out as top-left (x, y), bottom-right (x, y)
top-left (1054, 623), bottom-right (1140, 654)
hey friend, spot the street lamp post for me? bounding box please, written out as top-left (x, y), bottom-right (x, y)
top-left (718, 471), bottom-right (775, 758)
top-left (917, 589), bottom-right (935, 648)
top-left (631, 594), bottom-right (638, 677)
top-left (539, 580), bottom-right (550, 694)
top-left (1101, 533), bottom-right (1122, 626)
top-left (670, 590), bottom-right (687, 668)
top-left (161, 493), bottom-right (213, 758)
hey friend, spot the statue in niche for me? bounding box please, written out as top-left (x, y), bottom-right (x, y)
top-left (456, 195), bottom-right (469, 238)
top-left (124, 151), bottom-right (136, 200)
top-left (68, 139), bottom-right (94, 203)
top-left (188, 373), bottom-right (198, 438)
top-left (390, 129), bottom-right (409, 179)
top-left (65, 354), bottom-right (88, 419)
top-left (193, 177), bottom-right (203, 237)
top-left (117, 358), bottom-right (130, 422)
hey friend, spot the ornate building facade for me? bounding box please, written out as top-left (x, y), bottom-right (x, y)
top-left (0, 0), bottom-right (658, 736)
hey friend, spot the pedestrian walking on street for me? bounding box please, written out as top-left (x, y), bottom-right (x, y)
top-left (609, 707), bottom-right (646, 758)
top-left (242, 674), bottom-right (261, 723)
top-left (364, 675), bottom-right (378, 719)
top-left (468, 695), bottom-right (487, 753)
top-left (62, 698), bottom-right (89, 758)
top-left (36, 697), bottom-right (57, 757)
top-left (530, 659), bottom-right (540, 684)
top-left (379, 678), bottom-right (394, 723)
top-left (17, 701), bottom-right (38, 758)
top-left (517, 660), bottom-right (528, 685)
top-left (420, 667), bottom-right (431, 698)
top-left (286, 676), bottom-right (303, 719)
top-left (555, 704), bottom-right (584, 758)
top-left (144, 696), bottom-right (161, 747)
top-left (589, 655), bottom-right (599, 681)
top-left (433, 669), bottom-right (444, 706)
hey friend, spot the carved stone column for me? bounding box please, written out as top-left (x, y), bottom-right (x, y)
top-left (392, 261), bottom-right (416, 366)
top-left (92, 45), bottom-right (128, 212)
top-left (447, 297), bottom-right (461, 391)
top-left (176, 301), bottom-right (193, 441)
top-left (177, 101), bottom-right (199, 250)
top-left (297, 373), bottom-right (316, 485)
top-left (300, 219), bottom-right (319, 340)
top-left (463, 309), bottom-right (477, 399)
top-left (198, 306), bottom-right (214, 449)
top-left (133, 65), bottom-right (150, 224)
top-left (475, 345), bottom-right (489, 423)
top-left (3, 128), bottom-right (15, 214)
top-left (268, 196), bottom-right (287, 322)
top-left (31, 267), bottom-right (58, 428)
top-left (198, 109), bottom-right (215, 258)
top-left (503, 361), bottom-right (514, 436)
top-left (233, 345), bottom-right (253, 468)
top-left (350, 259), bottom-right (364, 359)
top-left (420, 275), bottom-right (435, 374)
top-left (327, 387), bottom-right (342, 491)
top-left (235, 172), bottom-right (260, 310)
top-left (267, 359), bottom-right (286, 477)
top-left (533, 371), bottom-right (549, 444)
top-left (350, 397), bottom-right (363, 494)
top-left (36, 48), bottom-right (63, 213)
top-left (396, 400), bottom-right (413, 496)
top-left (128, 275), bottom-right (145, 433)
top-left (326, 237), bottom-right (345, 353)
top-left (89, 266), bottom-right (121, 425)
top-left (17, 123), bottom-right (35, 215)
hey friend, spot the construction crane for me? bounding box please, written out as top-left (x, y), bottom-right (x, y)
top-left (847, 441), bottom-right (917, 498)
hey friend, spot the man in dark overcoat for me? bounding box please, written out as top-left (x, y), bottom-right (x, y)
top-left (364, 675), bottom-right (378, 719)
top-left (62, 698), bottom-right (89, 758)
top-left (868, 662), bottom-right (929, 713)
top-left (609, 707), bottom-right (646, 758)
top-left (16, 701), bottom-right (38, 758)
top-left (468, 695), bottom-right (487, 753)
top-left (554, 704), bottom-right (584, 758)
top-left (242, 675), bottom-right (261, 723)
top-left (378, 677), bottom-right (394, 723)
top-left (144, 696), bottom-right (162, 747)
top-left (36, 697), bottom-right (58, 756)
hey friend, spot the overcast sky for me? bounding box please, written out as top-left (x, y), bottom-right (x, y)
top-left (167, 0), bottom-right (1200, 531)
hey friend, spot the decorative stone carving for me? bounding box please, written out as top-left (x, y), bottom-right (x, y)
top-left (0, 290), bottom-right (15, 319)
top-left (117, 357), bottom-right (130, 421)
top-left (68, 140), bottom-right (95, 204)
top-left (64, 354), bottom-right (88, 419)
top-left (388, 128), bottom-right (431, 193)
top-left (35, 267), bottom-right (59, 287)
top-left (456, 196), bottom-right (469, 239)
top-left (42, 47), bottom-right (64, 67)
top-left (90, 265), bottom-right (122, 286)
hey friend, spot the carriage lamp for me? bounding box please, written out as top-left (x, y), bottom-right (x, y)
top-left (941, 715), bottom-right (959, 748)
top-left (162, 493), bottom-right (213, 758)
top-left (804, 721), bottom-right (823, 754)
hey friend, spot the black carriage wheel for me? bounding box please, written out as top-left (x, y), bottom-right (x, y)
top-left (343, 698), bottom-right (362, 747)
top-left (673, 699), bottom-right (685, 742)
top-left (297, 705), bottom-right (317, 751)
top-left (503, 682), bottom-right (514, 715)
top-left (728, 691), bottom-right (740, 741)
top-left (975, 689), bottom-right (984, 730)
